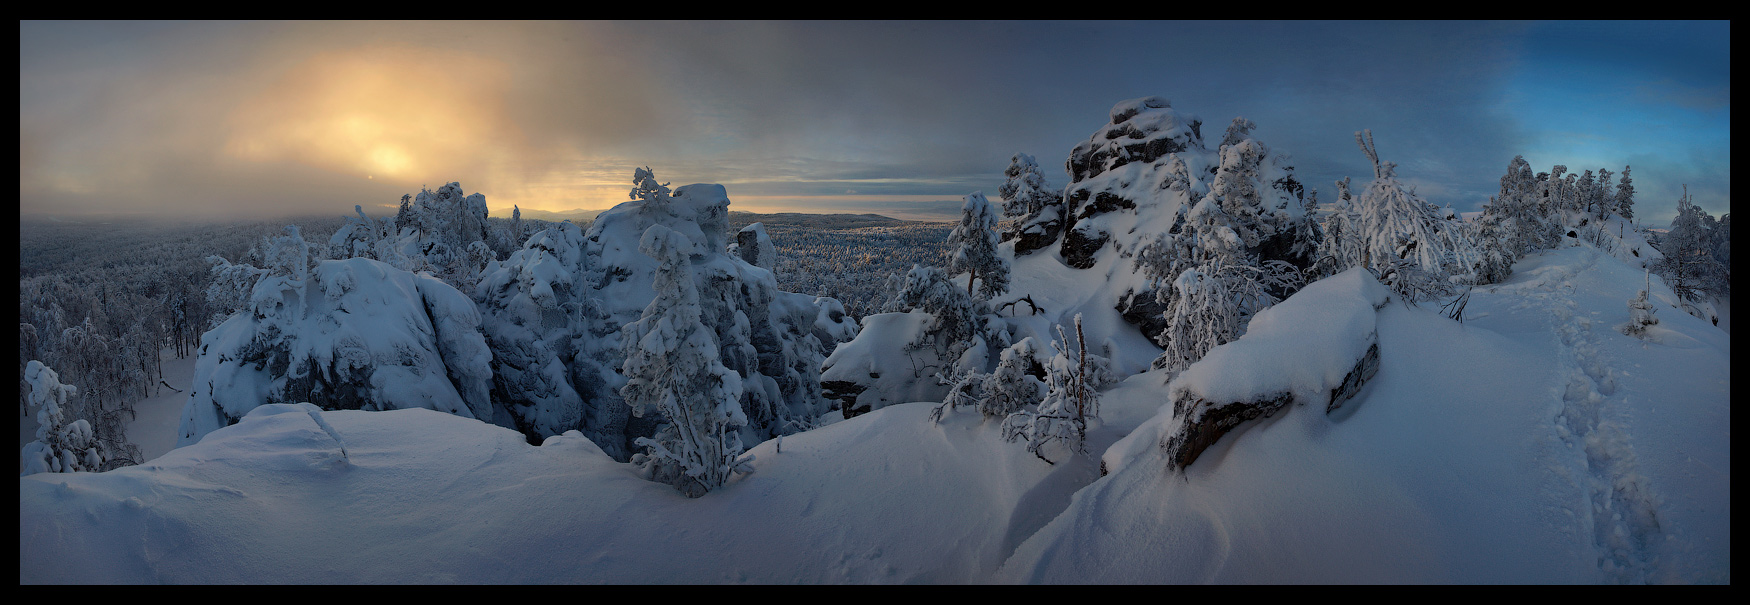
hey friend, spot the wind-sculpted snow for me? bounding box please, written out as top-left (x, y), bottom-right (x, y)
top-left (177, 257), bottom-right (492, 447)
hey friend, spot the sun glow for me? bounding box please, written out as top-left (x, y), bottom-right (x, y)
top-left (223, 46), bottom-right (518, 183)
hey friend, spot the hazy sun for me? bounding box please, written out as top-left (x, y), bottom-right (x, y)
top-left (223, 46), bottom-right (518, 184)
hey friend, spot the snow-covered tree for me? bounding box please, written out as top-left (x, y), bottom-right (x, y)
top-left (947, 192), bottom-right (1009, 300)
top-left (1219, 116), bottom-right (1258, 150)
top-left (1141, 197), bottom-right (1298, 374)
top-left (1467, 212), bottom-right (1516, 285)
top-left (997, 152), bottom-right (1059, 225)
top-left (20, 360), bottom-right (102, 474)
top-left (1344, 130), bottom-right (1472, 301)
top-left (1288, 188), bottom-right (1324, 263)
top-left (1653, 185), bottom-right (1727, 310)
top-left (1592, 168), bottom-right (1614, 219)
top-left (328, 205), bottom-right (393, 261)
top-left (1207, 138), bottom-right (1274, 248)
top-left (1612, 166), bottom-right (1636, 221)
top-left (882, 264), bottom-right (991, 370)
top-left (621, 224), bottom-right (750, 498)
top-left (928, 366), bottom-right (985, 423)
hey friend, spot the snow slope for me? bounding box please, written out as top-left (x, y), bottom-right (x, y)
top-left (999, 246), bottom-right (1728, 583)
top-left (20, 247), bottom-right (1728, 584)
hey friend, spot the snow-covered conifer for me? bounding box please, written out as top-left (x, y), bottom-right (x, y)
top-left (1219, 116), bottom-right (1257, 150)
top-left (997, 152), bottom-right (1058, 222)
top-left (621, 224), bottom-right (750, 497)
top-left (1613, 166), bottom-right (1636, 221)
top-left (1653, 186), bottom-right (1726, 310)
top-left (886, 264), bottom-right (988, 367)
top-left (20, 360), bottom-right (102, 474)
top-left (1207, 138), bottom-right (1272, 247)
top-left (947, 192), bottom-right (1009, 300)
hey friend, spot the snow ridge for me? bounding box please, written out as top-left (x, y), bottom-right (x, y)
top-left (1538, 250), bottom-right (1668, 583)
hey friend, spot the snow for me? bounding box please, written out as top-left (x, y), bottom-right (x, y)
top-left (22, 401), bottom-right (1079, 583)
top-left (18, 211), bottom-right (1728, 584)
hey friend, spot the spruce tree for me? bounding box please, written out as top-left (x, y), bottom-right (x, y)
top-left (620, 224), bottom-right (749, 497)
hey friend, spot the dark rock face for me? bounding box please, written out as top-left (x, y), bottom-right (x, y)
top-left (1327, 342), bottom-right (1379, 413)
top-left (1077, 191), bottom-right (1137, 221)
top-left (736, 229), bottom-right (765, 266)
top-left (1060, 225), bottom-right (1108, 270)
top-left (1162, 391), bottom-right (1293, 472)
top-left (1116, 289), bottom-right (1171, 346)
top-left (1012, 216), bottom-right (1063, 257)
top-left (822, 379), bottom-right (869, 419)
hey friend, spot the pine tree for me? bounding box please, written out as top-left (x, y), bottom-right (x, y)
top-left (1219, 116), bottom-right (1258, 150)
top-left (1594, 168), bottom-right (1614, 219)
top-left (946, 192), bottom-right (1009, 300)
top-left (1208, 138), bottom-right (1272, 247)
top-left (621, 224), bottom-right (750, 497)
top-left (1613, 165), bottom-right (1636, 221)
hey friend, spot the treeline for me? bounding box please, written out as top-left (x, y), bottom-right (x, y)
top-left (18, 215), bottom-right (347, 470)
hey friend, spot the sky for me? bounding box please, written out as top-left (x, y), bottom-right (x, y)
top-left (19, 21), bottom-right (1730, 225)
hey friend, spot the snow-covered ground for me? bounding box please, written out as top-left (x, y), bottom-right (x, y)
top-left (20, 247), bottom-right (1729, 583)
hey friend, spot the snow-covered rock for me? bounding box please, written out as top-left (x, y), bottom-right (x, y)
top-left (177, 257), bottom-right (492, 447)
top-left (1158, 269), bottom-right (1391, 470)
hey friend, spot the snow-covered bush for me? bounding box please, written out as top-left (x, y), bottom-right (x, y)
top-left (978, 337), bottom-right (1049, 419)
top-left (1623, 282), bottom-right (1659, 338)
top-left (1143, 198), bottom-right (1299, 374)
top-left (1002, 315), bottom-right (1106, 465)
top-left (621, 224), bottom-right (751, 497)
